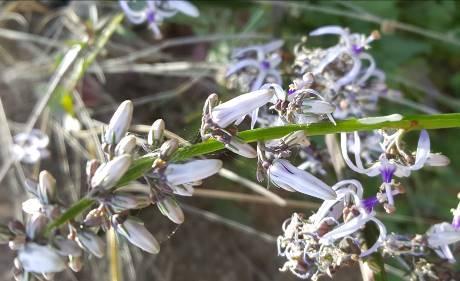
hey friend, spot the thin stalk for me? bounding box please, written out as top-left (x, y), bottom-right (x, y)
top-left (46, 112), bottom-right (460, 231)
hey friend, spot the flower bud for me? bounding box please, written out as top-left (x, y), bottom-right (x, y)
top-left (281, 131), bottom-right (310, 147)
top-left (38, 170), bottom-right (56, 204)
top-left (159, 139), bottom-right (179, 160)
top-left (157, 197), bottom-right (184, 224)
top-left (76, 230), bottom-right (105, 258)
top-left (26, 213), bottom-right (48, 240)
top-left (165, 159), bottom-right (222, 186)
top-left (53, 237), bottom-right (82, 257)
top-left (91, 154), bottom-right (132, 190)
top-left (148, 119), bottom-right (165, 147)
top-left (107, 193), bottom-right (151, 211)
top-left (116, 218), bottom-right (160, 254)
top-left (225, 137), bottom-right (257, 158)
top-left (115, 135), bottom-right (137, 156)
top-left (8, 220), bottom-right (25, 236)
top-left (104, 100), bottom-right (133, 145)
top-left (18, 243), bottom-right (66, 273)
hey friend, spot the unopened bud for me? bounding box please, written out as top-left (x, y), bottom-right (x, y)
top-left (86, 159), bottom-right (100, 184)
top-left (159, 139), bottom-right (179, 160)
top-left (115, 135), bottom-right (137, 156)
top-left (18, 243), bottom-right (66, 273)
top-left (107, 193), bottom-right (151, 211)
top-left (26, 213), bottom-right (48, 240)
top-left (116, 218), bottom-right (160, 254)
top-left (148, 119), bottom-right (165, 147)
top-left (157, 197), bottom-right (184, 224)
top-left (91, 155), bottom-right (132, 190)
top-left (282, 131), bottom-right (310, 147)
top-left (226, 137), bottom-right (257, 158)
top-left (53, 237), bottom-right (82, 257)
top-left (104, 100), bottom-right (133, 145)
top-left (76, 230), bottom-right (105, 258)
top-left (38, 171), bottom-right (56, 204)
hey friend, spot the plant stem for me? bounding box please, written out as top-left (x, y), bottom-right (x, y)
top-left (46, 112), bottom-right (460, 231)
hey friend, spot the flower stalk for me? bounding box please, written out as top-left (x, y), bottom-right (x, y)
top-left (45, 112), bottom-right (460, 232)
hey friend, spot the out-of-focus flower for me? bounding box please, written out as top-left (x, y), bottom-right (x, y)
top-left (119, 0), bottom-right (199, 39)
top-left (309, 26), bottom-right (380, 91)
top-left (12, 129), bottom-right (50, 164)
top-left (426, 222), bottom-right (460, 263)
top-left (226, 40), bottom-right (283, 91)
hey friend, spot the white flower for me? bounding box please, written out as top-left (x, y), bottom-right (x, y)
top-left (164, 159), bottom-right (222, 196)
top-left (268, 159), bottom-right (336, 200)
top-left (115, 135), bottom-right (137, 156)
top-left (426, 222), bottom-right (460, 263)
top-left (12, 129), bottom-right (49, 164)
top-left (340, 130), bottom-right (431, 180)
top-left (103, 100), bottom-right (133, 145)
top-left (211, 88), bottom-right (276, 129)
top-left (18, 243), bottom-right (66, 273)
top-left (319, 210), bottom-right (387, 257)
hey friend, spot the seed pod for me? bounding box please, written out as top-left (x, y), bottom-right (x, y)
top-left (115, 135), bottom-right (137, 156)
top-left (159, 139), bottom-right (179, 160)
top-left (18, 243), bottom-right (66, 273)
top-left (103, 100), bottom-right (133, 145)
top-left (76, 231), bottom-right (105, 258)
top-left (38, 171), bottom-right (56, 204)
top-left (91, 155), bottom-right (132, 190)
top-left (148, 119), bottom-right (165, 147)
top-left (157, 197), bottom-right (184, 224)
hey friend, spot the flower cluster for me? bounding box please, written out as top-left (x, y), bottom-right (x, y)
top-left (120, 0), bottom-right (199, 39)
top-left (219, 26), bottom-right (457, 280)
top-left (2, 100), bottom-right (222, 279)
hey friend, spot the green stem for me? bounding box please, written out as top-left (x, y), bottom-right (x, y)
top-left (46, 113), bottom-right (460, 231)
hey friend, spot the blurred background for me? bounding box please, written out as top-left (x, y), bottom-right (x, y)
top-left (0, 1), bottom-right (460, 280)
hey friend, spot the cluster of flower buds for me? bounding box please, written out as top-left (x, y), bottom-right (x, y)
top-left (119, 0), bottom-right (199, 39)
top-left (1, 171), bottom-right (83, 279)
top-left (226, 40), bottom-right (284, 92)
top-left (144, 123), bottom-right (222, 224)
top-left (3, 99), bottom-right (223, 278)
